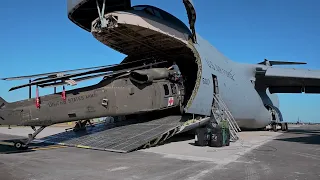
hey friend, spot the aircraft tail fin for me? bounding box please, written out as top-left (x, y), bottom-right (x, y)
top-left (258, 59), bottom-right (307, 66)
top-left (0, 97), bottom-right (7, 108)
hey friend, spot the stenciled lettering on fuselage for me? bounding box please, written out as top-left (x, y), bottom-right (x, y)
top-left (204, 59), bottom-right (235, 80)
top-left (202, 78), bottom-right (210, 85)
top-left (7, 110), bottom-right (21, 117)
top-left (47, 93), bottom-right (98, 108)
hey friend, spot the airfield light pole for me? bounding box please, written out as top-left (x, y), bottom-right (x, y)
top-left (54, 81), bottom-right (57, 94)
top-left (29, 79), bottom-right (32, 99)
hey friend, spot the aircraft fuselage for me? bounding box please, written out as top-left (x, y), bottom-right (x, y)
top-left (187, 35), bottom-right (274, 129)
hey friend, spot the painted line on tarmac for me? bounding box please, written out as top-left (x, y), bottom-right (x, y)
top-left (33, 145), bottom-right (67, 151)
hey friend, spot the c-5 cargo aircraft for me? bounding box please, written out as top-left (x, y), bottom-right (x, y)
top-left (1, 0), bottom-right (319, 150)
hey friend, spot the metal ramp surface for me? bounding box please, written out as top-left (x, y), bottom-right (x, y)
top-left (41, 115), bottom-right (183, 153)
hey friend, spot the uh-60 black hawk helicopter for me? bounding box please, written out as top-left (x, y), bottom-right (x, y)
top-left (0, 56), bottom-right (187, 150)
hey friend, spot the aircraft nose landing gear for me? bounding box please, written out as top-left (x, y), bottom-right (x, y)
top-left (13, 126), bottom-right (46, 150)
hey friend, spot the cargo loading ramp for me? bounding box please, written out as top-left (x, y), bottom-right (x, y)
top-left (40, 115), bottom-right (184, 153)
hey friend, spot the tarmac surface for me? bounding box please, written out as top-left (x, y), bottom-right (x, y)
top-left (0, 124), bottom-right (319, 180)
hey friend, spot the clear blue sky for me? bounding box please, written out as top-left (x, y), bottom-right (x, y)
top-left (0, 0), bottom-right (319, 123)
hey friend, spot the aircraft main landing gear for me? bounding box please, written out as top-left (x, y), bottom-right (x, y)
top-left (14, 126), bottom-right (46, 150)
top-left (266, 122), bottom-right (288, 132)
top-left (282, 122), bottom-right (288, 131)
top-left (73, 120), bottom-right (95, 132)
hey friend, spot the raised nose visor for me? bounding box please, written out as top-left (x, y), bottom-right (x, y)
top-left (67, 0), bottom-right (197, 57)
top-left (67, 0), bottom-right (132, 31)
top-left (91, 7), bottom-right (193, 57)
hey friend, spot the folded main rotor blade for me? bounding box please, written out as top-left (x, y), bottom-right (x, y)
top-left (9, 61), bottom-right (167, 91)
top-left (38, 72), bottom-right (113, 88)
top-left (40, 61), bottom-right (168, 88)
top-left (39, 71), bottom-right (128, 88)
top-left (2, 57), bottom-right (156, 81)
top-left (1, 65), bottom-right (111, 81)
top-left (31, 74), bottom-right (72, 82)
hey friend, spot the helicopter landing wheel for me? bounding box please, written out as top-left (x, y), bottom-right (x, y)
top-left (14, 141), bottom-right (28, 150)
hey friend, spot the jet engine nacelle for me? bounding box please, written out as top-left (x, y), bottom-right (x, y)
top-left (129, 68), bottom-right (170, 84)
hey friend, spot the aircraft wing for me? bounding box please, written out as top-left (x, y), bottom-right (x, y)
top-left (255, 66), bottom-right (320, 93)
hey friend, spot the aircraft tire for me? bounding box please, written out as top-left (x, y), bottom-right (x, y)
top-left (285, 123), bottom-right (288, 131)
top-left (281, 123), bottom-right (285, 131)
top-left (226, 129), bottom-right (230, 146)
top-left (179, 101), bottom-right (185, 115)
top-left (272, 124), bottom-right (277, 132)
top-left (14, 141), bottom-right (28, 150)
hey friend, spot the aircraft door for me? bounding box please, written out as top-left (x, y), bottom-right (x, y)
top-left (152, 83), bottom-right (161, 109)
top-left (211, 74), bottom-right (218, 108)
top-left (160, 83), bottom-right (171, 108)
top-left (115, 85), bottom-right (153, 114)
top-left (212, 75), bottom-right (219, 95)
top-left (158, 82), bottom-right (179, 109)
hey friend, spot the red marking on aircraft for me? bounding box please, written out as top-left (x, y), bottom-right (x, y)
top-left (168, 97), bottom-right (174, 106)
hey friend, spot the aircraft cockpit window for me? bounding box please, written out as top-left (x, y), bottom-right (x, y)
top-left (145, 7), bottom-right (155, 16)
top-left (132, 5), bottom-right (189, 31)
top-left (132, 6), bottom-right (145, 11)
top-left (153, 9), bottom-right (163, 19)
top-left (133, 6), bottom-right (163, 19)
top-left (163, 84), bottom-right (169, 95)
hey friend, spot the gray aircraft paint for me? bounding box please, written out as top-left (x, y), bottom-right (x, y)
top-left (185, 35), bottom-right (270, 128)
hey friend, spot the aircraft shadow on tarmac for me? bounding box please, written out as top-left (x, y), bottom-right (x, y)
top-left (161, 132), bottom-right (195, 145)
top-left (0, 136), bottom-right (38, 154)
top-left (274, 127), bottom-right (320, 145)
top-left (0, 145), bottom-right (35, 154)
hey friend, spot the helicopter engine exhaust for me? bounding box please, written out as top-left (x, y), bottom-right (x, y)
top-left (129, 68), bottom-right (170, 84)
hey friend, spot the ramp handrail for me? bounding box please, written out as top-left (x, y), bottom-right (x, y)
top-left (212, 94), bottom-right (241, 141)
top-left (215, 94), bottom-right (241, 131)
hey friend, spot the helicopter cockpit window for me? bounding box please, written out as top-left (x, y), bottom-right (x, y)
top-left (133, 6), bottom-right (144, 11)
